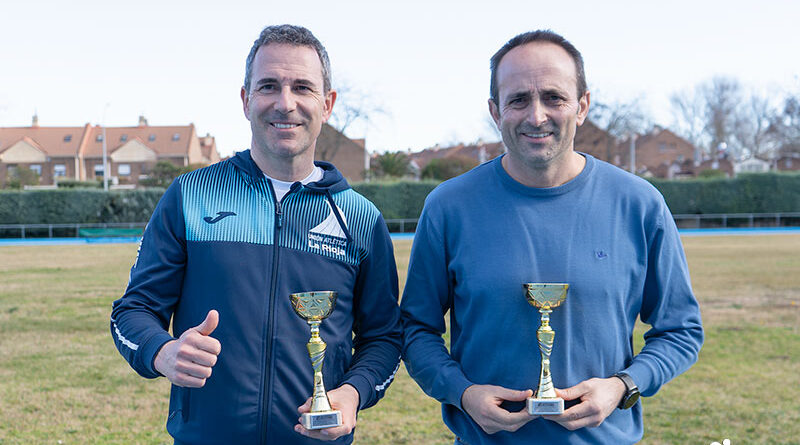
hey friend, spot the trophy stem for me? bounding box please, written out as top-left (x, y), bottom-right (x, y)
top-left (536, 307), bottom-right (557, 399)
top-left (307, 320), bottom-right (334, 413)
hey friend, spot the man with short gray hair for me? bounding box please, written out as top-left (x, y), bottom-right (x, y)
top-left (111, 24), bottom-right (402, 444)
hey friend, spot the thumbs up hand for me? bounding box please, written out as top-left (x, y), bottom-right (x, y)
top-left (154, 310), bottom-right (222, 388)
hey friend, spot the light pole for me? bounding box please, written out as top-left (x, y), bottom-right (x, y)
top-left (101, 104), bottom-right (110, 191)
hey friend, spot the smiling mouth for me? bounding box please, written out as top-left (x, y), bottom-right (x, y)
top-left (271, 123), bottom-right (301, 129)
top-left (521, 131), bottom-right (553, 139)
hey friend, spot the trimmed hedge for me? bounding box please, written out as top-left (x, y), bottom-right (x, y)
top-left (1, 172), bottom-right (798, 226)
top-left (648, 172), bottom-right (800, 214)
top-left (352, 180), bottom-right (439, 220)
top-left (0, 189), bottom-right (164, 224)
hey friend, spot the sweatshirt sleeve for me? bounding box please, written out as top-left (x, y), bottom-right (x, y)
top-left (624, 203), bottom-right (704, 396)
top-left (400, 203), bottom-right (474, 410)
top-left (342, 214), bottom-right (402, 410)
top-left (109, 179), bottom-right (186, 378)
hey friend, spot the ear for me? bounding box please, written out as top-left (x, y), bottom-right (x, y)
top-left (576, 91), bottom-right (590, 126)
top-left (241, 86), bottom-right (251, 121)
top-left (488, 98), bottom-right (501, 128)
top-left (322, 89), bottom-right (337, 123)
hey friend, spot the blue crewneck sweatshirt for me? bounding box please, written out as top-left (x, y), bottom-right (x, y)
top-left (401, 154), bottom-right (703, 445)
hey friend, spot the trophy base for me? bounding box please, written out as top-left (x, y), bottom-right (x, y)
top-left (527, 397), bottom-right (564, 415)
top-left (301, 410), bottom-right (342, 430)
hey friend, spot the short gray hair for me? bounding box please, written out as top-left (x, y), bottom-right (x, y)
top-left (243, 24), bottom-right (332, 94)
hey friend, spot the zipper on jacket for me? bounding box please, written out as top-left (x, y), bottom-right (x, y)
top-left (260, 181), bottom-right (292, 445)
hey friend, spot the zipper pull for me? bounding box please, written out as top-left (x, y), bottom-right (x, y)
top-left (275, 201), bottom-right (283, 228)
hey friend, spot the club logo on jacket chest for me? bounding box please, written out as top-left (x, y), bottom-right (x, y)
top-left (308, 201), bottom-right (349, 256)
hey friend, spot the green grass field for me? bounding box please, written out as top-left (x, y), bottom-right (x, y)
top-left (0, 235), bottom-right (798, 444)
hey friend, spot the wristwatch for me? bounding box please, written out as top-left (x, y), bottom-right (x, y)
top-left (613, 372), bottom-right (640, 409)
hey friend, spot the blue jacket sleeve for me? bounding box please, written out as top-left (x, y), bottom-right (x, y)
top-left (400, 204), bottom-right (474, 410)
top-left (342, 214), bottom-right (402, 410)
top-left (110, 180), bottom-right (186, 378)
top-left (624, 203), bottom-right (704, 396)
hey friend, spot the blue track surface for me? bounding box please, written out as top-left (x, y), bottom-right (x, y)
top-left (1, 227), bottom-right (799, 246)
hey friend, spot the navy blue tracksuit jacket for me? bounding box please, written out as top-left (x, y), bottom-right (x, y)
top-left (111, 150), bottom-right (402, 444)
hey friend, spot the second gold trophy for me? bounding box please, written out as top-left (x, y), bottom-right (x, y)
top-left (523, 283), bottom-right (568, 415)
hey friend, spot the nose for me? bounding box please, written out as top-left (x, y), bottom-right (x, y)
top-left (274, 86), bottom-right (296, 114)
top-left (527, 99), bottom-right (547, 127)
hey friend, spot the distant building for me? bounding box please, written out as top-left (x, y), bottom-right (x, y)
top-left (734, 157), bottom-right (771, 174)
top-left (0, 115), bottom-right (220, 187)
top-left (575, 120), bottom-right (622, 167)
top-left (407, 140), bottom-right (505, 178)
top-left (774, 152), bottom-right (800, 171)
top-left (315, 124), bottom-right (368, 182)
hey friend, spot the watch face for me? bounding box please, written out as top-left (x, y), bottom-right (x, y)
top-left (622, 391), bottom-right (640, 409)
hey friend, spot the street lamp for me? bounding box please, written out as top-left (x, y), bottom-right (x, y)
top-left (101, 104), bottom-right (110, 191)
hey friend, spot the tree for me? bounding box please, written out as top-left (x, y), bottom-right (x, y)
top-left (773, 83), bottom-right (800, 156)
top-left (588, 94), bottom-right (651, 162)
top-left (421, 157), bottom-right (477, 180)
top-left (671, 77), bottom-right (747, 160)
top-left (670, 88), bottom-right (708, 152)
top-left (138, 161), bottom-right (203, 188)
top-left (731, 92), bottom-right (781, 159)
top-left (703, 77), bottom-right (744, 159)
top-left (320, 82), bottom-right (386, 162)
top-left (4, 166), bottom-right (39, 189)
top-left (370, 151), bottom-right (410, 178)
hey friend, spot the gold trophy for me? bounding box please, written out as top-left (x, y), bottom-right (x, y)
top-left (523, 283), bottom-right (568, 415)
top-left (290, 291), bottom-right (343, 430)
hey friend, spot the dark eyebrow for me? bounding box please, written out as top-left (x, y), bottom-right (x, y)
top-left (294, 79), bottom-right (319, 89)
top-left (506, 91), bottom-right (530, 103)
top-left (254, 77), bottom-right (279, 87)
top-left (254, 77), bottom-right (319, 90)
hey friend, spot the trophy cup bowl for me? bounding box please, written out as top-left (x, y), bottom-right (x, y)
top-left (290, 291), bottom-right (342, 430)
top-left (523, 283), bottom-right (568, 415)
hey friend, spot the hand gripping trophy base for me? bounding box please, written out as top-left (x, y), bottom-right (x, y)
top-left (524, 283), bottom-right (568, 416)
top-left (291, 291), bottom-right (343, 430)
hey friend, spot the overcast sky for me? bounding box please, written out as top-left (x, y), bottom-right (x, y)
top-left (2, 0), bottom-right (799, 157)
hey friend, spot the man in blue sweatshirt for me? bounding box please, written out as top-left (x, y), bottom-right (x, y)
top-left (110, 25), bottom-right (402, 444)
top-left (401, 30), bottom-right (703, 444)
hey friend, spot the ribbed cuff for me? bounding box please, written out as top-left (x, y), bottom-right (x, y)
top-left (139, 331), bottom-right (176, 378)
top-left (342, 374), bottom-right (373, 410)
top-left (622, 361), bottom-right (655, 397)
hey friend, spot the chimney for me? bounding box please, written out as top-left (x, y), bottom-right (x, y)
top-left (138, 115), bottom-right (148, 127)
top-left (32, 114), bottom-right (39, 127)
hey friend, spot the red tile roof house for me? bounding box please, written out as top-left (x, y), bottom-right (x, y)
top-left (0, 116), bottom-right (219, 187)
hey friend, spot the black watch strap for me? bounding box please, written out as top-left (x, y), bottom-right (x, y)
top-left (613, 372), bottom-right (640, 409)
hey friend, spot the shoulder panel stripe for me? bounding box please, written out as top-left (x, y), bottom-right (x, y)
top-left (180, 162), bottom-right (275, 245)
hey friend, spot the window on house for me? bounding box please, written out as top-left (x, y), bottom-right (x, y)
top-left (120, 134), bottom-right (128, 142)
top-left (7, 164), bottom-right (17, 175)
top-left (54, 164), bottom-right (67, 177)
top-left (64, 135), bottom-right (72, 142)
top-left (658, 143), bottom-right (667, 153)
top-left (29, 165), bottom-right (42, 176)
top-left (96, 134), bottom-right (104, 142)
top-left (118, 164), bottom-right (131, 176)
top-left (149, 134), bottom-right (156, 141)
top-left (172, 133), bottom-right (180, 141)
top-left (94, 164), bottom-right (104, 177)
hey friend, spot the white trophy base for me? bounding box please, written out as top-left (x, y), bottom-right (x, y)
top-left (527, 397), bottom-right (564, 415)
top-left (301, 410), bottom-right (342, 430)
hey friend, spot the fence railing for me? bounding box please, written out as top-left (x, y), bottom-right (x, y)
top-left (672, 212), bottom-right (800, 229)
top-left (0, 222), bottom-right (146, 239)
top-left (2, 213), bottom-right (800, 239)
